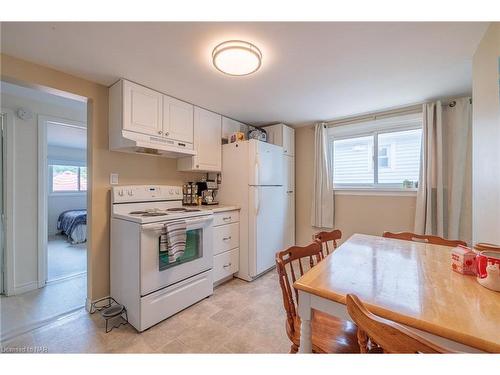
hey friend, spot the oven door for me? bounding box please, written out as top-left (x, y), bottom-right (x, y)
top-left (140, 215), bottom-right (213, 296)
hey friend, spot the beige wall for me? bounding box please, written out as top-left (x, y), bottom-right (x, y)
top-left (1, 54), bottom-right (203, 300)
top-left (295, 126), bottom-right (416, 246)
top-left (472, 23), bottom-right (500, 244)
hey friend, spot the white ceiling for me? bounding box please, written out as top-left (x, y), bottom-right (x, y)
top-left (47, 122), bottom-right (86, 149)
top-left (0, 22), bottom-right (488, 126)
top-left (1, 81), bottom-right (87, 149)
top-left (1, 80), bottom-right (86, 111)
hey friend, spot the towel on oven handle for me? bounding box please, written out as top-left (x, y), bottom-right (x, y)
top-left (160, 220), bottom-right (187, 263)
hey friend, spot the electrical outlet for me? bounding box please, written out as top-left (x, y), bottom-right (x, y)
top-left (110, 173), bottom-right (119, 185)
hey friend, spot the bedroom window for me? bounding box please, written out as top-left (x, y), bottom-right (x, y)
top-left (49, 164), bottom-right (87, 193)
top-left (328, 113), bottom-right (423, 190)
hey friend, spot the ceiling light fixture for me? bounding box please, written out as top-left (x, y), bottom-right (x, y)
top-left (212, 40), bottom-right (262, 76)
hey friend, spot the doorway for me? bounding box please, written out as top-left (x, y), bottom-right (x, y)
top-left (0, 81), bottom-right (88, 342)
top-left (40, 117), bottom-right (87, 286)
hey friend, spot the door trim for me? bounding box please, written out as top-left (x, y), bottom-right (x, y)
top-left (37, 115), bottom-right (86, 288)
top-left (1, 108), bottom-right (15, 296)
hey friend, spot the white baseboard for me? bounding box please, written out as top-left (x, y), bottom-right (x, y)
top-left (13, 281), bottom-right (38, 295)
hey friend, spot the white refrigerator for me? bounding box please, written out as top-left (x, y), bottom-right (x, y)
top-left (219, 139), bottom-right (286, 281)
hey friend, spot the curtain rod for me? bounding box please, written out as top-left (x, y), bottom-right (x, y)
top-left (325, 104), bottom-right (423, 128)
top-left (324, 96), bottom-right (471, 128)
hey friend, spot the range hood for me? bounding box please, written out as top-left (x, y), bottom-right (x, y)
top-left (110, 130), bottom-right (197, 158)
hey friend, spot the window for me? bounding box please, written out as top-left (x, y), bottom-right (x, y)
top-left (49, 164), bottom-right (87, 193)
top-left (378, 145), bottom-right (391, 168)
top-left (329, 113), bottom-right (422, 189)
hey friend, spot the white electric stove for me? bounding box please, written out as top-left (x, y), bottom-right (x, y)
top-left (110, 185), bottom-right (214, 332)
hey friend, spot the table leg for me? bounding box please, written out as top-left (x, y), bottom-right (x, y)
top-left (297, 291), bottom-right (313, 353)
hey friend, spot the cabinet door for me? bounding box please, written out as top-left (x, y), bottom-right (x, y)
top-left (123, 80), bottom-right (163, 136)
top-left (163, 95), bottom-right (194, 143)
top-left (283, 155), bottom-right (295, 193)
top-left (284, 192), bottom-right (295, 248)
top-left (193, 107), bottom-right (222, 171)
top-left (282, 125), bottom-right (295, 156)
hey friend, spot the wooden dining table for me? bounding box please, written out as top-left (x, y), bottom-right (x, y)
top-left (293, 233), bottom-right (500, 353)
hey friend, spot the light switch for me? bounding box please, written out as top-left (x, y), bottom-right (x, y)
top-left (110, 173), bottom-right (119, 185)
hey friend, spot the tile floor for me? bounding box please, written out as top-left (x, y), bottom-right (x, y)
top-left (0, 274), bottom-right (87, 342)
top-left (1, 270), bottom-right (292, 353)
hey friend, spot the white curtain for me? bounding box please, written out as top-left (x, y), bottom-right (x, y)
top-left (414, 98), bottom-right (472, 244)
top-left (311, 122), bottom-right (334, 228)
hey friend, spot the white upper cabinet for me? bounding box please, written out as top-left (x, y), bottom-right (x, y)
top-left (163, 96), bottom-right (194, 144)
top-left (178, 107), bottom-right (222, 172)
top-left (263, 123), bottom-right (295, 156)
top-left (282, 125), bottom-right (295, 156)
top-left (123, 80), bottom-right (163, 136)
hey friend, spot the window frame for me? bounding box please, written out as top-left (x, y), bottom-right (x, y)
top-left (48, 160), bottom-right (87, 195)
top-left (329, 117), bottom-right (422, 192)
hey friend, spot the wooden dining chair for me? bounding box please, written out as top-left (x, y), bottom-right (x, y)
top-left (346, 294), bottom-right (452, 353)
top-left (474, 242), bottom-right (500, 252)
top-left (313, 229), bottom-right (342, 256)
top-left (276, 242), bottom-right (359, 353)
top-left (382, 231), bottom-right (467, 247)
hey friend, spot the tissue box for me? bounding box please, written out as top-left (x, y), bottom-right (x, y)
top-left (451, 245), bottom-right (476, 275)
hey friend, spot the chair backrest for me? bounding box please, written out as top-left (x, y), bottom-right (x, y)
top-left (313, 229), bottom-right (342, 256)
top-left (346, 294), bottom-right (452, 353)
top-left (275, 242), bottom-right (325, 333)
top-left (382, 231), bottom-right (467, 247)
top-left (474, 242), bottom-right (500, 252)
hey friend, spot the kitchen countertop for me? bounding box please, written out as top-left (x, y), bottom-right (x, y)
top-left (186, 204), bottom-right (240, 213)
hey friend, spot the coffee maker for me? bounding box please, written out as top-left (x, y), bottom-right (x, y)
top-left (196, 180), bottom-right (219, 205)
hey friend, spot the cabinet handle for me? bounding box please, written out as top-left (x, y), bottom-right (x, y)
top-left (287, 190), bottom-right (293, 194)
top-left (196, 165), bottom-right (199, 168)
top-left (222, 216), bottom-right (231, 221)
top-left (223, 263), bottom-right (232, 268)
top-left (222, 236), bottom-right (232, 241)
top-left (158, 130), bottom-right (163, 135)
top-left (165, 131), bottom-right (169, 136)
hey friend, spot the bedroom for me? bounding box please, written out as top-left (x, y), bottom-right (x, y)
top-left (0, 81), bottom-right (88, 340)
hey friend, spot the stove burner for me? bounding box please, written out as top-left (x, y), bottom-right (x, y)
top-left (128, 207), bottom-right (201, 218)
top-left (166, 207), bottom-right (201, 212)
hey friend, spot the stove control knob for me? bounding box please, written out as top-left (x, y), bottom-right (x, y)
top-left (169, 189), bottom-right (174, 195)
top-left (127, 189), bottom-right (133, 196)
top-left (118, 189), bottom-right (124, 197)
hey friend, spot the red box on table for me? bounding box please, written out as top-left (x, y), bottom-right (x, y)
top-left (451, 245), bottom-right (476, 275)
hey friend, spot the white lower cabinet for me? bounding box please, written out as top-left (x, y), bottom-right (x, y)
top-left (213, 248), bottom-right (239, 283)
top-left (212, 209), bottom-right (240, 284)
top-left (213, 223), bottom-right (239, 255)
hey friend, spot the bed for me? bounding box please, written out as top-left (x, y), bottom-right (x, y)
top-left (57, 209), bottom-right (87, 244)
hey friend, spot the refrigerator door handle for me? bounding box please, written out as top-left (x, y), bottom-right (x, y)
top-left (255, 187), bottom-right (260, 216)
top-left (254, 155), bottom-right (259, 185)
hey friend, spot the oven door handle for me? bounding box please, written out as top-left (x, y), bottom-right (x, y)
top-left (141, 216), bottom-right (213, 232)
